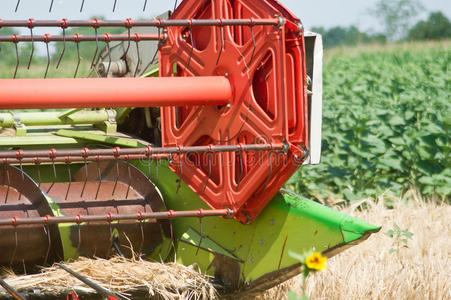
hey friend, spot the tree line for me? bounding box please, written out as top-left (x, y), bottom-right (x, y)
top-left (312, 10), bottom-right (451, 49)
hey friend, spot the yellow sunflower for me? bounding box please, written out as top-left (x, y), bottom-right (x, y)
top-left (305, 252), bottom-right (327, 271)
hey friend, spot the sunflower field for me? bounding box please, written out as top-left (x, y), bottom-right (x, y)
top-left (289, 42), bottom-right (450, 203)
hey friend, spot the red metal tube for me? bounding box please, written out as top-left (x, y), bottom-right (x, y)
top-left (0, 77), bottom-right (232, 109)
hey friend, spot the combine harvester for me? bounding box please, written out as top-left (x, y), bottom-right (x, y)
top-left (0, 0), bottom-right (380, 298)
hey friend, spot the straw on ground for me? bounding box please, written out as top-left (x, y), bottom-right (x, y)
top-left (262, 193), bottom-right (451, 300)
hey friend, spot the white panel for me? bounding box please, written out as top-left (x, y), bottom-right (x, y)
top-left (303, 31), bottom-right (323, 165)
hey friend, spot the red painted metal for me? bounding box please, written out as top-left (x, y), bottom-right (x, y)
top-left (160, 0), bottom-right (309, 223)
top-left (0, 77), bottom-right (231, 109)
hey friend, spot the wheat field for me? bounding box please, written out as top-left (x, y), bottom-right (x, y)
top-left (261, 193), bottom-right (451, 300)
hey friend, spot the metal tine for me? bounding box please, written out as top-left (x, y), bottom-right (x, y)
top-left (112, 157), bottom-right (120, 196)
top-left (95, 157), bottom-right (102, 200)
top-left (65, 158), bottom-right (72, 200)
top-left (125, 158), bottom-right (132, 199)
top-left (249, 19), bottom-right (256, 66)
top-left (48, 162), bottom-right (57, 193)
top-left (176, 146), bottom-right (182, 194)
top-left (104, 34), bottom-right (112, 76)
top-left (134, 34), bottom-right (141, 77)
top-left (216, 20), bottom-right (224, 65)
top-left (138, 220), bottom-right (144, 255)
top-left (47, 149), bottom-right (57, 193)
top-left (44, 34), bottom-right (51, 78)
top-left (74, 34), bottom-right (81, 78)
top-left (154, 154), bottom-right (159, 185)
top-left (263, 151), bottom-right (273, 191)
top-left (43, 223), bottom-right (51, 266)
top-left (145, 146), bottom-right (152, 180)
top-left (27, 19), bottom-right (35, 70)
top-left (111, 229), bottom-right (124, 257)
top-left (80, 151), bottom-right (88, 197)
top-left (90, 20), bottom-right (100, 69)
top-left (112, 0), bottom-right (118, 12)
top-left (15, 0), bottom-right (20, 13)
top-left (149, 25), bottom-right (160, 66)
top-left (143, 0), bottom-right (148, 11)
top-left (76, 222), bottom-right (82, 253)
top-left (106, 220), bottom-right (113, 258)
top-left (165, 211), bottom-right (175, 259)
top-left (3, 159), bottom-right (11, 203)
top-left (35, 159), bottom-right (41, 187)
top-left (49, 0), bottom-right (54, 13)
top-left (80, 0), bottom-right (85, 13)
top-left (237, 149), bottom-right (244, 189)
top-left (56, 20), bottom-right (67, 69)
top-left (173, 0), bottom-right (178, 12)
top-left (195, 210), bottom-right (204, 256)
top-left (10, 227), bottom-right (18, 266)
top-left (202, 151), bottom-right (213, 193)
top-left (124, 19), bottom-right (133, 58)
top-left (16, 150), bottom-right (24, 201)
top-left (12, 35), bottom-right (19, 79)
top-left (187, 22), bottom-right (194, 68)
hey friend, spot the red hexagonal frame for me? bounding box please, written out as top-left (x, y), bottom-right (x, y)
top-left (160, 0), bottom-right (308, 223)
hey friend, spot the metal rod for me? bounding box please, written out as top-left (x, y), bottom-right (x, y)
top-left (0, 277), bottom-right (25, 300)
top-left (0, 143), bottom-right (285, 161)
top-left (0, 34), bottom-right (162, 43)
top-left (56, 263), bottom-right (124, 300)
top-left (0, 77), bottom-right (232, 109)
top-left (0, 18), bottom-right (279, 28)
top-left (1, 209), bottom-right (233, 226)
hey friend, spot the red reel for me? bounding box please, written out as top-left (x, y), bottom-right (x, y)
top-left (160, 0), bottom-right (308, 223)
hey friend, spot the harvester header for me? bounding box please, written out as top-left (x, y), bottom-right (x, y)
top-left (0, 0), bottom-right (380, 298)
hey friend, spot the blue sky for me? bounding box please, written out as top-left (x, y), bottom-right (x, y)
top-left (1, 0), bottom-right (450, 31)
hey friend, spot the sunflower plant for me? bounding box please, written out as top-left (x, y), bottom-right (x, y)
top-left (287, 251), bottom-right (328, 300)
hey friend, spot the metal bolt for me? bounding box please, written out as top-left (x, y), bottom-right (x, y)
top-left (259, 238), bottom-right (264, 245)
top-left (297, 22), bottom-right (304, 35)
top-left (249, 257), bottom-right (254, 263)
top-left (270, 219), bottom-right (275, 225)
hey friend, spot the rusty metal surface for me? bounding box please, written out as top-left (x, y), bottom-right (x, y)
top-left (0, 161), bottom-right (168, 268)
top-left (0, 165), bottom-right (63, 269)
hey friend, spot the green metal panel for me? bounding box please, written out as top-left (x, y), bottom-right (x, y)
top-left (132, 160), bottom-right (381, 284)
top-left (55, 129), bottom-right (147, 148)
top-left (0, 110), bottom-right (115, 127)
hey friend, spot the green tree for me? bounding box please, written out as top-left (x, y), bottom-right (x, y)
top-left (371, 0), bottom-right (424, 40)
top-left (408, 11), bottom-right (451, 40)
top-left (0, 28), bottom-right (20, 66)
top-left (311, 26), bottom-right (386, 49)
